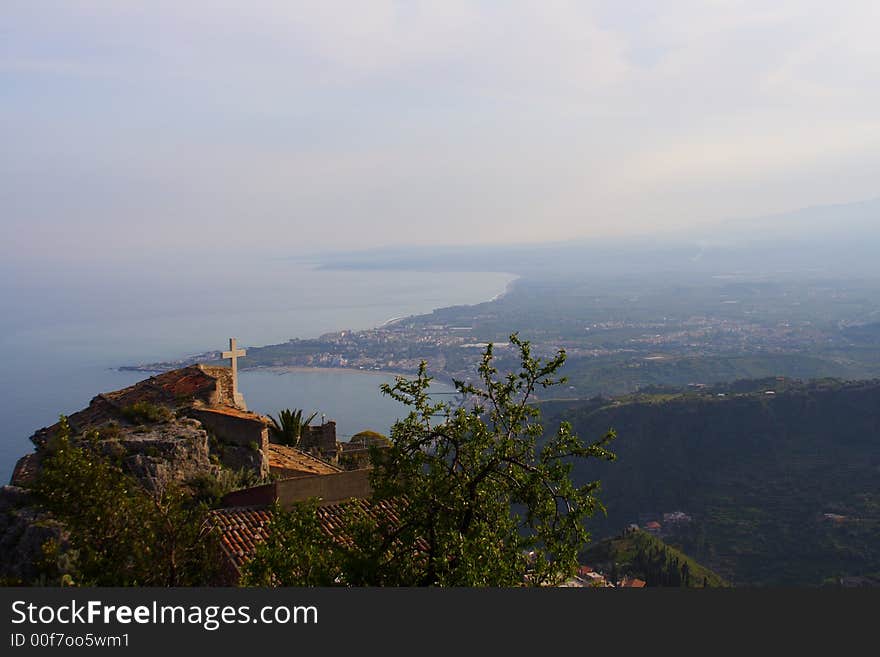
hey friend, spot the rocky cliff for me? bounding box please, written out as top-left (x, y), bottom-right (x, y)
top-left (1, 365), bottom-right (270, 583)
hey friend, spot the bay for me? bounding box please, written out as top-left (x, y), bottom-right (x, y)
top-left (239, 369), bottom-right (455, 442)
top-left (0, 255), bottom-right (514, 482)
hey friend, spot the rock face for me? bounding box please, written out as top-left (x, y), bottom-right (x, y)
top-left (0, 486), bottom-right (69, 584)
top-left (24, 365), bottom-right (271, 488)
top-left (101, 418), bottom-right (216, 492)
top-left (1, 415), bottom-right (220, 583)
top-left (2, 365), bottom-right (273, 583)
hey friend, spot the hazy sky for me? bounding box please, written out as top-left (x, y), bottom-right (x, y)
top-left (3, 1), bottom-right (880, 262)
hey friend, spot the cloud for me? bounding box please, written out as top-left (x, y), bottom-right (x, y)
top-left (2, 1), bottom-right (879, 261)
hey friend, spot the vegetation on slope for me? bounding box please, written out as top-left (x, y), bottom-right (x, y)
top-left (581, 529), bottom-right (727, 587)
top-left (541, 379), bottom-right (880, 586)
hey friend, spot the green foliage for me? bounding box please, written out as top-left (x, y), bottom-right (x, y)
top-left (186, 468), bottom-right (272, 507)
top-left (541, 379), bottom-right (880, 585)
top-left (33, 416), bottom-right (220, 586)
top-left (338, 431), bottom-right (391, 470)
top-left (121, 401), bottom-right (172, 424)
top-left (349, 430), bottom-right (390, 447)
top-left (99, 421), bottom-right (121, 440)
top-left (268, 408), bottom-right (318, 447)
top-left (369, 334), bottom-right (616, 586)
top-left (240, 501), bottom-right (342, 586)
top-left (244, 335), bottom-right (616, 586)
top-left (581, 529), bottom-right (727, 587)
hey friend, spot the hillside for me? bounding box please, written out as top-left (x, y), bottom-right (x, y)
top-left (581, 529), bottom-right (727, 588)
top-left (540, 379), bottom-right (880, 587)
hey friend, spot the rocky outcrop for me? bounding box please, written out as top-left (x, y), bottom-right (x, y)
top-left (29, 365), bottom-right (238, 449)
top-left (23, 364), bottom-right (271, 489)
top-left (0, 486), bottom-right (69, 584)
top-left (2, 366), bottom-right (272, 583)
top-left (1, 417), bottom-right (219, 583)
top-left (100, 418), bottom-right (217, 492)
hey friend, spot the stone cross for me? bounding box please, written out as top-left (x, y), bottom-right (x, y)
top-left (222, 337), bottom-right (246, 407)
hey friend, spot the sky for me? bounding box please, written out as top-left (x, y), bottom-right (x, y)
top-left (3, 1), bottom-right (880, 264)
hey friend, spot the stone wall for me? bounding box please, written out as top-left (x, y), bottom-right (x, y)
top-left (300, 421), bottom-right (337, 455)
top-left (221, 469), bottom-right (372, 508)
top-left (188, 409), bottom-right (268, 449)
top-left (276, 469), bottom-right (371, 507)
top-left (188, 408), bottom-right (270, 477)
top-left (338, 446), bottom-right (372, 470)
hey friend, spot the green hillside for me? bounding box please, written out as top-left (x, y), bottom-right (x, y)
top-left (541, 379), bottom-right (880, 587)
top-left (581, 529), bottom-right (727, 588)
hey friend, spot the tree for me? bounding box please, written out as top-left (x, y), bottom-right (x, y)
top-left (268, 408), bottom-right (318, 447)
top-left (240, 501), bottom-right (342, 586)
top-left (246, 334), bottom-right (617, 586)
top-left (33, 417), bottom-right (220, 586)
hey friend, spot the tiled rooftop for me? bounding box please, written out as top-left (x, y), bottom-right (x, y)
top-left (209, 498), bottom-right (407, 575)
top-left (191, 405), bottom-right (268, 422)
top-left (266, 443), bottom-right (341, 477)
top-left (210, 506), bottom-right (274, 573)
top-left (30, 365), bottom-right (239, 444)
top-left (103, 366), bottom-right (225, 408)
top-left (619, 577), bottom-right (647, 588)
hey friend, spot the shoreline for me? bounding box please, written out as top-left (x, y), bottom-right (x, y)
top-left (377, 273), bottom-right (518, 329)
top-left (245, 365), bottom-right (458, 387)
top-left (488, 276), bottom-right (518, 302)
top-left (119, 271), bottom-right (520, 372)
top-left (248, 365), bottom-right (416, 379)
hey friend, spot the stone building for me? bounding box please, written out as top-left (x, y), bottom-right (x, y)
top-left (3, 337), bottom-right (394, 584)
top-left (19, 364), bottom-right (272, 483)
top-left (265, 443), bottom-right (341, 479)
top-left (299, 421), bottom-right (339, 459)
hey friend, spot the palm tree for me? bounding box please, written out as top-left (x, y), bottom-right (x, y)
top-left (268, 408), bottom-right (318, 447)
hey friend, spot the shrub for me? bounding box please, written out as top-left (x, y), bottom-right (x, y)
top-left (121, 401), bottom-right (172, 425)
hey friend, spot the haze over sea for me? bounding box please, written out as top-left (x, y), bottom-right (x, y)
top-left (0, 256), bottom-right (515, 483)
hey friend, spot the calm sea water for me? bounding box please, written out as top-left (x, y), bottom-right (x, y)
top-left (0, 256), bottom-right (514, 482)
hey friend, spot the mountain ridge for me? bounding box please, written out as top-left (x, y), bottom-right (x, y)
top-left (541, 377), bottom-right (880, 586)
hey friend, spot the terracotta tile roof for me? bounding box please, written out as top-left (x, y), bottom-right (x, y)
top-left (102, 366), bottom-right (221, 409)
top-left (266, 443), bottom-right (341, 477)
top-left (152, 367), bottom-right (221, 399)
top-left (209, 506), bottom-right (274, 573)
top-left (315, 498), bottom-right (405, 549)
top-left (191, 405), bottom-right (268, 422)
top-left (209, 498), bottom-right (409, 576)
top-left (30, 365), bottom-right (239, 446)
top-left (619, 577), bottom-right (647, 588)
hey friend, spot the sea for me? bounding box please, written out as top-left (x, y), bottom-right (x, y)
top-left (0, 255), bottom-right (515, 483)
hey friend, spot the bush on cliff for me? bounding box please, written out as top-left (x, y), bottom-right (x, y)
top-left (32, 417), bottom-right (220, 586)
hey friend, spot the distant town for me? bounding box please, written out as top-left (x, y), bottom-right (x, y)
top-left (122, 275), bottom-right (880, 400)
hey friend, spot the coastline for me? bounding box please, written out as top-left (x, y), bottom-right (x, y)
top-left (245, 365), bottom-right (458, 388)
top-left (245, 273), bottom-right (518, 381)
top-left (488, 275), bottom-right (519, 303)
top-left (118, 271), bottom-right (520, 372)
top-left (250, 365), bottom-right (416, 379)
top-left (377, 273), bottom-right (519, 328)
